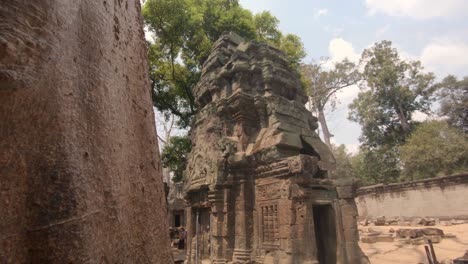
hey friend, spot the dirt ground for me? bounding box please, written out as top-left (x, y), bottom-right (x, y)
top-left (359, 223), bottom-right (468, 264)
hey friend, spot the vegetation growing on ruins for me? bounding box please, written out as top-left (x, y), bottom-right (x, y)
top-left (143, 0), bottom-right (306, 182)
top-left (142, 0), bottom-right (305, 129)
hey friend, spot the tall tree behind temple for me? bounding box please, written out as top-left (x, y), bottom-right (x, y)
top-left (142, 0), bottom-right (305, 128)
top-left (349, 40), bottom-right (436, 148)
top-left (301, 59), bottom-right (360, 147)
top-left (436, 75), bottom-right (468, 133)
top-left (348, 41), bottom-right (436, 183)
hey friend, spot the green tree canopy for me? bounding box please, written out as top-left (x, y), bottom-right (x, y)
top-left (349, 40), bottom-right (436, 148)
top-left (400, 120), bottom-right (468, 180)
top-left (253, 11), bottom-right (282, 45)
top-left (142, 0), bottom-right (305, 128)
top-left (350, 145), bottom-right (401, 186)
top-left (436, 75), bottom-right (468, 133)
top-left (161, 136), bottom-right (192, 182)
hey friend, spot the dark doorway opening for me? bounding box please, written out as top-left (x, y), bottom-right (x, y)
top-left (175, 214), bottom-right (181, 227)
top-left (313, 204), bottom-right (337, 264)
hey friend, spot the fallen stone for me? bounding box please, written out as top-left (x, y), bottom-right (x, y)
top-left (360, 219), bottom-right (370, 226)
top-left (361, 234), bottom-right (394, 243)
top-left (368, 227), bottom-right (383, 233)
top-left (398, 220), bottom-right (410, 226)
top-left (451, 219), bottom-right (465, 225)
top-left (422, 227), bottom-right (444, 236)
top-left (396, 228), bottom-right (424, 239)
top-left (375, 216), bottom-right (386, 226)
top-left (444, 233), bottom-right (457, 238)
top-left (411, 217), bottom-right (423, 226)
top-left (387, 217), bottom-right (399, 225)
top-left (420, 218), bottom-right (436, 226)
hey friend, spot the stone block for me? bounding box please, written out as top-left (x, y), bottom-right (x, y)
top-left (336, 186), bottom-right (355, 199)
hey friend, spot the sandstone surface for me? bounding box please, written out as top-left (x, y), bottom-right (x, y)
top-left (0, 1), bottom-right (172, 263)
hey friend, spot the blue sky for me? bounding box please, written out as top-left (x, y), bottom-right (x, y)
top-left (239, 0), bottom-right (468, 153)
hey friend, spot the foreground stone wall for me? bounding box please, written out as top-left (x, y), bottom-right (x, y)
top-left (356, 174), bottom-right (468, 220)
top-left (0, 1), bottom-right (172, 263)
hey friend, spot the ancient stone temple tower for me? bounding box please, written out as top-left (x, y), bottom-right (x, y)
top-left (183, 33), bottom-right (368, 264)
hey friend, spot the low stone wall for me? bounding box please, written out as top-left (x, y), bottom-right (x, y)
top-left (356, 173), bottom-right (468, 220)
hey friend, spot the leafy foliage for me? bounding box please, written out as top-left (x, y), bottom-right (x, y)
top-left (161, 136), bottom-right (192, 182)
top-left (400, 120), bottom-right (468, 180)
top-left (142, 0), bottom-right (305, 128)
top-left (349, 40), bottom-right (436, 148)
top-left (436, 75), bottom-right (468, 133)
top-left (253, 11), bottom-right (282, 45)
top-left (351, 145), bottom-right (401, 186)
top-left (329, 144), bottom-right (355, 179)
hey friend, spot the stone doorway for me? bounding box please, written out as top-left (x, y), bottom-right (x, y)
top-left (194, 208), bottom-right (211, 263)
top-left (313, 204), bottom-right (337, 264)
top-left (174, 210), bottom-right (184, 227)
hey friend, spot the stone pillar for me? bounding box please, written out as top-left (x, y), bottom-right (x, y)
top-left (233, 177), bottom-right (251, 262)
top-left (185, 206), bottom-right (195, 263)
top-left (209, 189), bottom-right (227, 264)
top-left (0, 0), bottom-right (172, 263)
top-left (336, 185), bottom-right (370, 264)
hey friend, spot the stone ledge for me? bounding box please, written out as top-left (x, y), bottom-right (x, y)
top-left (357, 173), bottom-right (468, 196)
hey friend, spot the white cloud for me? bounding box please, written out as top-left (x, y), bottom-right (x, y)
top-left (366, 0), bottom-right (468, 20)
top-left (321, 38), bottom-right (362, 101)
top-left (327, 38), bottom-right (360, 63)
top-left (314, 8), bottom-right (329, 19)
top-left (420, 41), bottom-right (468, 77)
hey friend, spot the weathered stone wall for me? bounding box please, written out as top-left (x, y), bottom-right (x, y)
top-left (0, 1), bottom-right (172, 263)
top-left (356, 174), bottom-right (468, 220)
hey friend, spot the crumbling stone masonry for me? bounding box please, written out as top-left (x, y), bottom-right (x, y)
top-left (183, 33), bottom-right (369, 264)
top-left (0, 1), bottom-right (172, 263)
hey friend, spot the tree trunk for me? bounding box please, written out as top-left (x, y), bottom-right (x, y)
top-left (0, 1), bottom-right (173, 262)
top-left (397, 103), bottom-right (410, 132)
top-left (317, 108), bottom-right (332, 147)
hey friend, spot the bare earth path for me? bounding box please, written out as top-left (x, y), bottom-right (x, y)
top-left (360, 223), bottom-right (468, 263)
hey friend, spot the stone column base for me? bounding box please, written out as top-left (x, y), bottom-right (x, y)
top-left (233, 248), bottom-right (251, 262)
